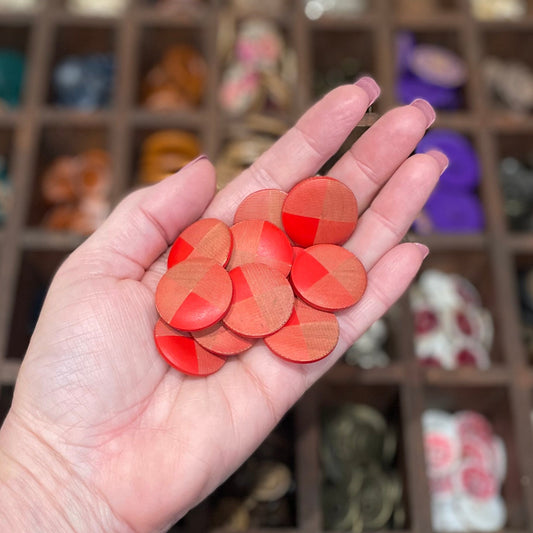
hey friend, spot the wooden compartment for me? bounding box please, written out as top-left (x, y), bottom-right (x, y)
top-left (423, 384), bottom-right (528, 529)
top-left (310, 28), bottom-right (376, 101)
top-left (128, 125), bottom-right (204, 189)
top-left (0, 23), bottom-right (31, 109)
top-left (480, 28), bottom-right (533, 115)
top-left (392, 29), bottom-right (470, 112)
top-left (135, 24), bottom-right (208, 110)
top-left (25, 125), bottom-right (110, 228)
top-left (182, 412), bottom-right (297, 532)
top-left (413, 250), bottom-right (505, 368)
top-left (6, 250), bottom-right (68, 360)
top-left (315, 382), bottom-right (411, 531)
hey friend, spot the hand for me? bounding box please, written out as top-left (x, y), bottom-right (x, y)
top-left (0, 79), bottom-right (446, 533)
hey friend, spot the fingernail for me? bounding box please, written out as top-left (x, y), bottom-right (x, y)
top-left (409, 98), bottom-right (436, 128)
top-left (181, 154), bottom-right (208, 171)
top-left (425, 149), bottom-right (449, 175)
top-left (414, 243), bottom-right (430, 259)
top-left (354, 76), bottom-right (381, 105)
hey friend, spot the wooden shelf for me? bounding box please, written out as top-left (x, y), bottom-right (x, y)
top-left (1, 0), bottom-right (533, 532)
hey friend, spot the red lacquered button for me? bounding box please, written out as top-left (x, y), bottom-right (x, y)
top-left (168, 218), bottom-right (232, 268)
top-left (154, 319), bottom-right (225, 376)
top-left (224, 263), bottom-right (294, 338)
top-left (233, 189), bottom-right (288, 229)
top-left (156, 257), bottom-right (232, 331)
top-left (227, 219), bottom-right (293, 277)
top-left (282, 176), bottom-right (358, 247)
top-left (291, 244), bottom-right (367, 311)
top-left (192, 321), bottom-right (255, 356)
top-left (265, 298), bottom-right (339, 363)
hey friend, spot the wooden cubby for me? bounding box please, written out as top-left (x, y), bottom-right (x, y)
top-left (1, 0), bottom-right (533, 531)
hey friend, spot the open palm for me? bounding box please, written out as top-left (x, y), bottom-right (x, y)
top-left (0, 81), bottom-right (445, 533)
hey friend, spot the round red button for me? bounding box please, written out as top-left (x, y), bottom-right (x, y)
top-left (227, 219), bottom-right (293, 277)
top-left (224, 263), bottom-right (294, 338)
top-left (233, 188), bottom-right (288, 230)
top-left (282, 176), bottom-right (358, 247)
top-left (154, 319), bottom-right (226, 376)
top-left (291, 244), bottom-right (367, 311)
top-left (265, 298), bottom-right (339, 363)
top-left (156, 257), bottom-right (233, 331)
top-left (192, 321), bottom-right (255, 356)
top-left (168, 218), bottom-right (233, 268)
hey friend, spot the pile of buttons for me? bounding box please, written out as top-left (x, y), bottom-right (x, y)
top-left (0, 155), bottom-right (12, 225)
top-left (53, 54), bottom-right (114, 110)
top-left (484, 57), bottom-right (533, 114)
top-left (210, 418), bottom-right (294, 530)
top-left (470, 0), bottom-right (526, 19)
top-left (499, 156), bottom-right (533, 231)
top-left (410, 269), bottom-right (494, 369)
top-left (423, 409), bottom-right (507, 532)
top-left (40, 149), bottom-right (111, 236)
top-left (154, 176), bottom-right (366, 376)
top-left (66, 0), bottom-right (128, 16)
top-left (303, 0), bottom-right (368, 20)
top-left (218, 17), bottom-right (294, 116)
top-left (142, 44), bottom-right (207, 111)
top-left (413, 129), bottom-right (484, 234)
top-left (0, 49), bottom-right (25, 109)
top-left (138, 130), bottom-right (201, 185)
top-left (396, 32), bottom-right (466, 111)
top-left (321, 403), bottom-right (405, 531)
top-left (343, 318), bottom-right (390, 369)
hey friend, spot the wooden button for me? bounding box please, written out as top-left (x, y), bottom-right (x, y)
top-left (282, 176), bottom-right (358, 247)
top-left (291, 244), bottom-right (367, 311)
top-left (156, 257), bottom-right (232, 331)
top-left (168, 218), bottom-right (233, 268)
top-left (233, 188), bottom-right (288, 229)
top-left (224, 263), bottom-right (294, 338)
top-left (154, 319), bottom-right (225, 376)
top-left (228, 219), bottom-right (293, 276)
top-left (192, 321), bottom-right (255, 356)
top-left (265, 298), bottom-right (339, 363)
top-left (292, 246), bottom-right (305, 263)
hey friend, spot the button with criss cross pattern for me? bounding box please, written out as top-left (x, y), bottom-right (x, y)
top-left (228, 219), bottom-right (293, 277)
top-left (154, 319), bottom-right (226, 376)
top-left (192, 321), bottom-right (255, 356)
top-left (168, 218), bottom-right (233, 268)
top-left (281, 176), bottom-right (358, 247)
top-left (156, 257), bottom-right (233, 331)
top-left (224, 263), bottom-right (294, 338)
top-left (233, 188), bottom-right (288, 229)
top-left (291, 244), bottom-right (367, 311)
top-left (265, 298), bottom-right (339, 363)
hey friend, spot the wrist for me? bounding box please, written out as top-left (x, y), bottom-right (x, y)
top-left (0, 411), bottom-right (132, 533)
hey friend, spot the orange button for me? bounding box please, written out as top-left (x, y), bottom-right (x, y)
top-left (156, 257), bottom-right (232, 331)
top-left (265, 298), bottom-right (339, 363)
top-left (282, 176), bottom-right (358, 247)
top-left (290, 244), bottom-right (366, 311)
top-left (154, 319), bottom-right (226, 376)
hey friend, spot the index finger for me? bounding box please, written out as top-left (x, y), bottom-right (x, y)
top-left (203, 78), bottom-right (379, 223)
